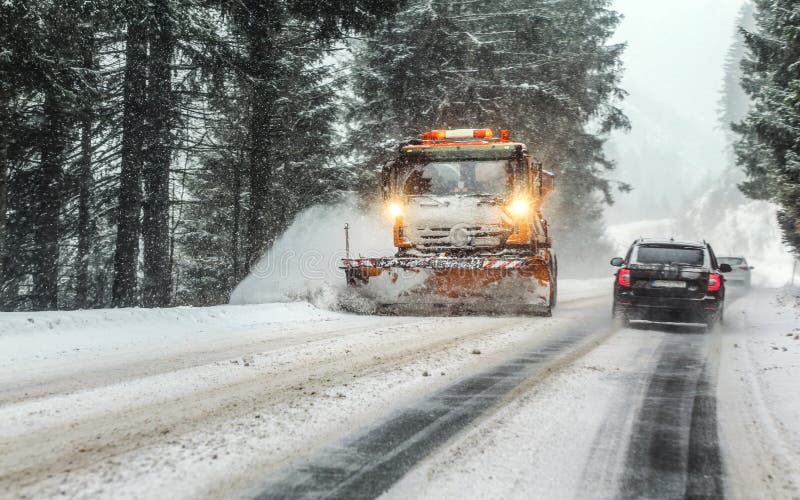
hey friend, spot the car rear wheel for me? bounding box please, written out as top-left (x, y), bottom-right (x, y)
top-left (612, 299), bottom-right (630, 328)
top-left (703, 307), bottom-right (723, 330)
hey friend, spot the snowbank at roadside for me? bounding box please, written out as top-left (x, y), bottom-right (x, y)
top-left (0, 302), bottom-right (344, 368)
top-left (1, 278), bottom-right (608, 371)
top-left (717, 286), bottom-right (800, 496)
top-left (732, 286), bottom-right (800, 437)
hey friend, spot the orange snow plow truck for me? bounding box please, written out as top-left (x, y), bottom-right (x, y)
top-left (341, 128), bottom-right (556, 316)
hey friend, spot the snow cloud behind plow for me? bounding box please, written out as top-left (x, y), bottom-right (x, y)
top-left (230, 196), bottom-right (395, 309)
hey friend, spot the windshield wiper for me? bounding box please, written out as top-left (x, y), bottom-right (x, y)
top-left (411, 195), bottom-right (450, 206)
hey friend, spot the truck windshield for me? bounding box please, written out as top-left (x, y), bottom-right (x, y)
top-left (636, 246), bottom-right (704, 266)
top-left (404, 160), bottom-right (510, 197)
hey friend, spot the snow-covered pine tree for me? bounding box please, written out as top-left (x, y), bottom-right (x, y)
top-left (347, 0), bottom-right (629, 272)
top-left (0, 1), bottom-right (113, 310)
top-left (220, 0), bottom-right (406, 271)
top-left (174, 23), bottom-right (345, 304)
top-left (734, 0), bottom-right (800, 255)
top-left (720, 2), bottom-right (755, 145)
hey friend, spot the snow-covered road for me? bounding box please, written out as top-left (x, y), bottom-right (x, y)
top-left (0, 282), bottom-right (798, 499)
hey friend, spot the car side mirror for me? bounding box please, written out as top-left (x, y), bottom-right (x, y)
top-left (749, 266), bottom-right (754, 270)
top-left (719, 263), bottom-right (732, 273)
top-left (610, 257), bottom-right (624, 267)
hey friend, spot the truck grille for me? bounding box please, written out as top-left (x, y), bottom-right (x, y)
top-left (407, 225), bottom-right (511, 249)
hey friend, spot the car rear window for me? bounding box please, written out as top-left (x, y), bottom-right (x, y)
top-left (635, 246), bottom-right (704, 265)
top-left (719, 257), bottom-right (744, 266)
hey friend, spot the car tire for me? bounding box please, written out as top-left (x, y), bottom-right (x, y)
top-left (703, 309), bottom-right (722, 330)
top-left (612, 300), bottom-right (629, 328)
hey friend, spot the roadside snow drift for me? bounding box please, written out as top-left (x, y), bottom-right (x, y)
top-left (0, 302), bottom-right (343, 370)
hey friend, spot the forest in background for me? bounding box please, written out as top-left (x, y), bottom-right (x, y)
top-left (0, 0), bottom-right (642, 311)
top-left (734, 0), bottom-right (800, 257)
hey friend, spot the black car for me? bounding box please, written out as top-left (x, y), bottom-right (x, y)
top-left (610, 238), bottom-right (732, 327)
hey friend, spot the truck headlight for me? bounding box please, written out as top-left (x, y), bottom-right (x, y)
top-left (388, 203), bottom-right (403, 217)
top-left (508, 199), bottom-right (530, 216)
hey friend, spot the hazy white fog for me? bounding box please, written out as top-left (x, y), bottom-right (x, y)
top-left (605, 0), bottom-right (747, 224)
top-left (602, 1), bottom-right (796, 285)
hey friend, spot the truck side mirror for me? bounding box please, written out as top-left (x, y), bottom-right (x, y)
top-left (610, 257), bottom-right (624, 267)
top-left (719, 263), bottom-right (732, 273)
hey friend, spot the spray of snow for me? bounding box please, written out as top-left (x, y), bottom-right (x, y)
top-left (684, 197), bottom-right (793, 287)
top-left (229, 195), bottom-right (396, 309)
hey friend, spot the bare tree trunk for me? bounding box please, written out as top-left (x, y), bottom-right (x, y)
top-left (245, 86), bottom-right (273, 269)
top-left (75, 33), bottom-right (95, 309)
top-left (112, 15), bottom-right (147, 307)
top-left (32, 91), bottom-right (65, 310)
top-left (231, 151), bottom-right (243, 283)
top-left (0, 99), bottom-right (8, 305)
top-left (244, 8), bottom-right (278, 270)
top-left (141, 0), bottom-right (174, 307)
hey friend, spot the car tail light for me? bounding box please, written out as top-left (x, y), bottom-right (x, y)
top-left (707, 273), bottom-right (722, 292)
top-left (617, 268), bottom-right (631, 287)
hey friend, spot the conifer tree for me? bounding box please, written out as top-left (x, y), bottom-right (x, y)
top-left (220, 0), bottom-right (406, 270)
top-left (734, 0), bottom-right (800, 254)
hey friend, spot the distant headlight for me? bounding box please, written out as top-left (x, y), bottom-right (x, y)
top-left (388, 203), bottom-right (403, 217)
top-left (508, 199), bottom-right (530, 216)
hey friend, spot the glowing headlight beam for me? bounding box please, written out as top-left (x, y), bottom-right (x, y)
top-left (508, 199), bottom-right (531, 216)
top-left (388, 203), bottom-right (403, 217)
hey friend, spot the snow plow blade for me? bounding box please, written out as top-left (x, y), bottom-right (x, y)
top-left (340, 257), bottom-right (555, 317)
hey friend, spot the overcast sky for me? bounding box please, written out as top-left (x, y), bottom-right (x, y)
top-left (604, 0), bottom-right (748, 223)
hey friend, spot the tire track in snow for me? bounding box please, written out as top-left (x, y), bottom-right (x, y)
top-left (577, 344), bottom-right (662, 497)
top-left (616, 330), bottom-right (723, 499)
top-left (254, 321), bottom-right (614, 499)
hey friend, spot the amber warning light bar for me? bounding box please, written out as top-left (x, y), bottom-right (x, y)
top-left (420, 128), bottom-right (509, 141)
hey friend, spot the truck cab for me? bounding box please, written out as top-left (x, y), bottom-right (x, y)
top-left (381, 128), bottom-right (554, 256)
top-left (342, 128), bottom-right (558, 316)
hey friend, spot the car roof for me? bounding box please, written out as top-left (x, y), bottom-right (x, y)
top-left (634, 238), bottom-right (706, 248)
top-left (718, 255), bottom-right (746, 259)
